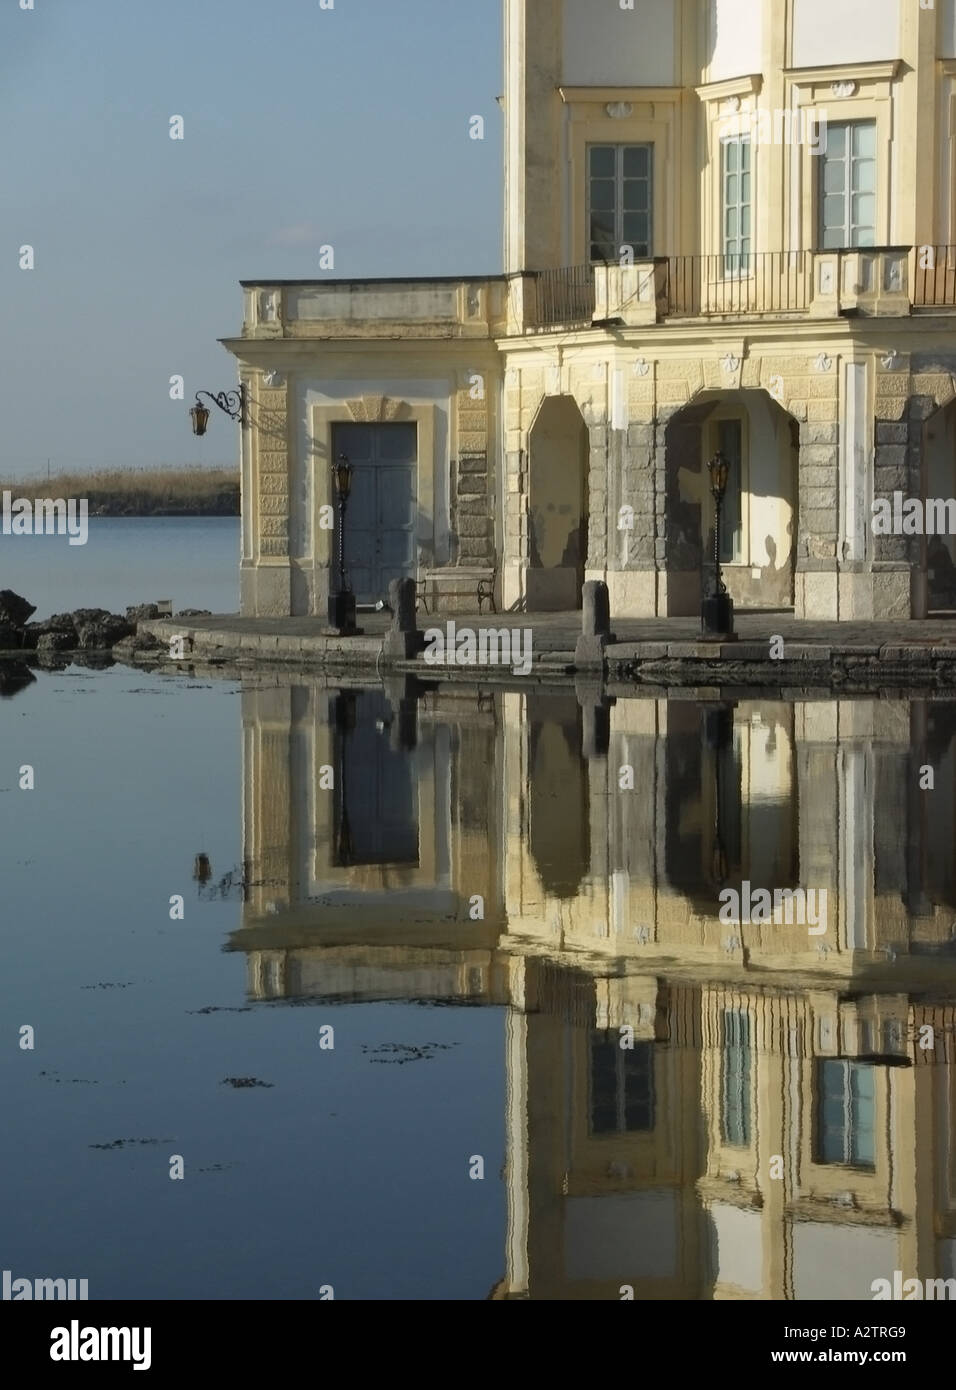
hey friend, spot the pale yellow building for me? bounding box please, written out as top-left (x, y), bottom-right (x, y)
top-left (224, 0), bottom-right (956, 622)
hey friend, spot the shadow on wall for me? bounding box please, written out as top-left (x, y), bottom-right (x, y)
top-left (527, 396), bottom-right (589, 611)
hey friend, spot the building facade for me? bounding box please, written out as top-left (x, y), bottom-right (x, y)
top-left (224, 0), bottom-right (956, 622)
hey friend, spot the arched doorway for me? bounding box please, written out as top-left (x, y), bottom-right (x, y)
top-left (920, 397), bottom-right (956, 614)
top-left (662, 390), bottom-right (797, 616)
top-left (526, 396), bottom-right (588, 611)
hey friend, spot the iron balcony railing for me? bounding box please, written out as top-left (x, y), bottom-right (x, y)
top-left (534, 263), bottom-right (596, 327)
top-left (913, 246), bottom-right (956, 307)
top-left (529, 245), bottom-right (956, 325)
top-left (664, 252), bottom-right (812, 316)
top-left (531, 253), bottom-right (811, 326)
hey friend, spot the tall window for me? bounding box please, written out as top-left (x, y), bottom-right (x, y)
top-left (819, 121), bottom-right (876, 248)
top-left (816, 1059), bottom-right (876, 1167)
top-left (722, 137), bottom-right (752, 275)
top-left (721, 1009), bottom-right (752, 1147)
top-left (590, 1033), bottom-right (655, 1134)
top-left (588, 144), bottom-right (652, 262)
top-left (716, 417), bottom-right (743, 564)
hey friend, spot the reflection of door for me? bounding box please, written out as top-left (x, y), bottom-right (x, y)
top-left (333, 423), bottom-right (417, 604)
top-left (336, 690), bottom-right (418, 866)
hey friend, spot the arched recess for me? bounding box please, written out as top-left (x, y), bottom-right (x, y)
top-left (526, 395), bottom-right (589, 611)
top-left (920, 395), bottom-right (956, 614)
top-left (662, 388), bottom-right (798, 616)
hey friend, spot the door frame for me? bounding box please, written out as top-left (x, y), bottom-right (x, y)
top-left (309, 401), bottom-right (441, 613)
top-left (331, 421), bottom-right (418, 604)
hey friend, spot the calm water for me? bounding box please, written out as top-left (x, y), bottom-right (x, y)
top-left (3, 658), bottom-right (956, 1300)
top-left (1, 517), bottom-right (239, 619)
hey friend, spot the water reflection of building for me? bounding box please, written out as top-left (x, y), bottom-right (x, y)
top-left (230, 681), bottom-right (956, 1299)
top-left (237, 679), bottom-right (508, 1004)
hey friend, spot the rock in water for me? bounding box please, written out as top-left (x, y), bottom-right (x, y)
top-left (21, 614), bottom-right (78, 649)
top-left (36, 631), bottom-right (75, 653)
top-left (70, 608), bottom-right (112, 628)
top-left (0, 590), bottom-right (36, 627)
top-left (112, 632), bottom-right (165, 660)
top-left (74, 614), bottom-right (134, 650)
top-left (0, 661), bottom-right (36, 698)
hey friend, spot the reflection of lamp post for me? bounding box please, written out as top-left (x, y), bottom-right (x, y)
top-left (334, 692), bottom-right (356, 866)
top-left (701, 451), bottom-right (737, 641)
top-left (703, 705), bottom-right (734, 889)
top-left (327, 454), bottom-right (361, 635)
top-left (189, 387), bottom-right (245, 435)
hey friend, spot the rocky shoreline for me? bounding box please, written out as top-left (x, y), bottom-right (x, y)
top-left (0, 590), bottom-right (209, 668)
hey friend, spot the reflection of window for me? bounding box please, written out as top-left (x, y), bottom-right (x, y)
top-left (721, 1010), bottom-right (751, 1146)
top-left (816, 1060), bottom-right (876, 1167)
top-left (722, 137), bottom-right (752, 275)
top-left (819, 121), bottom-right (876, 248)
top-left (588, 144), bottom-right (652, 262)
top-left (590, 1034), bottom-right (655, 1134)
top-left (716, 417), bottom-right (743, 564)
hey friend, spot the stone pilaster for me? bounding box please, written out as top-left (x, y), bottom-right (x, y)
top-left (255, 380), bottom-right (291, 558)
top-left (243, 374), bottom-right (293, 616)
top-left (793, 353), bottom-right (840, 618)
top-left (453, 385), bottom-right (494, 567)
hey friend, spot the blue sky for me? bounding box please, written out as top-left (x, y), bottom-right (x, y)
top-left (1, 0), bottom-right (502, 474)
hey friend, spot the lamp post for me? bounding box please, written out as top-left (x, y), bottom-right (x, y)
top-left (189, 387), bottom-right (245, 435)
top-left (701, 450), bottom-right (737, 640)
top-left (327, 453), bottom-right (361, 635)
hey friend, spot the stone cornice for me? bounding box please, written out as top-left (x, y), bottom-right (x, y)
top-left (784, 59), bottom-right (902, 101)
top-left (695, 74), bottom-right (763, 105)
top-left (558, 85), bottom-right (683, 105)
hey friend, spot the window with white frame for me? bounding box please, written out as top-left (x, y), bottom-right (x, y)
top-left (721, 136), bottom-right (752, 276)
top-left (815, 1059), bottom-right (876, 1167)
top-left (590, 1032), bottom-right (655, 1134)
top-left (588, 144), bottom-right (652, 263)
top-left (721, 1009), bottom-right (752, 1147)
top-left (819, 120), bottom-right (877, 249)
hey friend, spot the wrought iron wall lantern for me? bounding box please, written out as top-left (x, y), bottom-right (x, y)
top-left (189, 386), bottom-right (246, 436)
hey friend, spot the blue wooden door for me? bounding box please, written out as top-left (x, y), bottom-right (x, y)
top-left (334, 424), bottom-right (417, 604)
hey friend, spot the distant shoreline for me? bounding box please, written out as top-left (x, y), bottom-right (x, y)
top-left (0, 468), bottom-right (239, 518)
top-left (86, 505), bottom-right (240, 518)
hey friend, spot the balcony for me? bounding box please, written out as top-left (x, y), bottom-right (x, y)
top-left (666, 252), bottom-right (811, 317)
top-left (913, 246), bottom-right (956, 308)
top-left (239, 277), bottom-right (510, 340)
top-left (519, 246), bottom-right (955, 333)
top-left (533, 264), bottom-right (597, 328)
